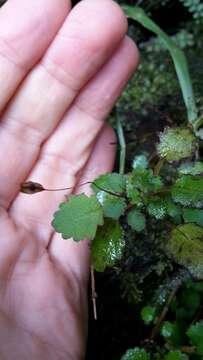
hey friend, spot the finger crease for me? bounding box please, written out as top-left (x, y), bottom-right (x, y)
top-left (0, 36), bottom-right (28, 73)
top-left (38, 151), bottom-right (79, 176)
top-left (40, 58), bottom-right (80, 94)
top-left (0, 115), bottom-right (44, 145)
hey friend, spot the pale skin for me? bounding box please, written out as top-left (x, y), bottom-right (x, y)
top-left (0, 0), bottom-right (139, 358)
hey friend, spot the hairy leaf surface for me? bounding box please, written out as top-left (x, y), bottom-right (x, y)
top-left (168, 224), bottom-right (203, 279)
top-left (121, 347), bottom-right (150, 360)
top-left (172, 176), bottom-right (203, 208)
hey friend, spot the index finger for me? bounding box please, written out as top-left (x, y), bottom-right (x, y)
top-left (0, 0), bottom-right (71, 112)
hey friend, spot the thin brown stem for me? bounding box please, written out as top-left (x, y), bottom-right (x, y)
top-left (20, 180), bottom-right (124, 198)
top-left (154, 158), bottom-right (165, 176)
top-left (149, 281), bottom-right (181, 341)
top-left (91, 265), bottom-right (97, 320)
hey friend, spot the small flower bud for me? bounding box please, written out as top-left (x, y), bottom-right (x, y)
top-left (20, 181), bottom-right (45, 194)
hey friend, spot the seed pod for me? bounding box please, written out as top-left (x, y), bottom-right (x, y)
top-left (20, 181), bottom-right (45, 194)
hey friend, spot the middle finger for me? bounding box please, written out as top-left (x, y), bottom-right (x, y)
top-left (0, 0), bottom-right (127, 209)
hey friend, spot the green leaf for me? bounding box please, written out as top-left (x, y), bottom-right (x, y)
top-left (123, 6), bottom-right (198, 134)
top-left (141, 305), bottom-right (156, 325)
top-left (168, 224), bottom-right (203, 279)
top-left (127, 208), bottom-right (146, 232)
top-left (96, 191), bottom-right (127, 220)
top-left (179, 288), bottom-right (201, 318)
top-left (179, 162), bottom-right (203, 176)
top-left (131, 169), bottom-right (164, 194)
top-left (91, 219), bottom-right (125, 272)
top-left (147, 196), bottom-right (182, 222)
top-left (126, 175), bottom-right (143, 206)
top-left (157, 127), bottom-right (196, 161)
top-left (52, 194), bottom-right (103, 241)
top-left (121, 347), bottom-right (150, 360)
top-left (147, 198), bottom-right (167, 219)
top-left (92, 173), bottom-right (126, 194)
top-left (172, 176), bottom-right (203, 208)
top-left (183, 208), bottom-right (203, 226)
top-left (187, 320), bottom-right (203, 355)
top-left (132, 155), bottom-right (148, 170)
top-left (161, 321), bottom-right (186, 347)
top-left (164, 351), bottom-right (189, 360)
top-left (126, 170), bottom-right (163, 207)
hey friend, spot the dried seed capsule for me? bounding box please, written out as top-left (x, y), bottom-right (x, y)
top-left (20, 181), bottom-right (45, 194)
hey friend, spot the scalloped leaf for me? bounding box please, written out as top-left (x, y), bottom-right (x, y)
top-left (178, 161), bottom-right (203, 176)
top-left (91, 219), bottom-right (124, 272)
top-left (91, 173), bottom-right (126, 194)
top-left (172, 176), bottom-right (203, 208)
top-left (168, 224), bottom-right (203, 279)
top-left (121, 347), bottom-right (150, 360)
top-left (96, 191), bottom-right (127, 220)
top-left (147, 195), bottom-right (182, 222)
top-left (52, 194), bottom-right (103, 241)
top-left (132, 155), bottom-right (148, 170)
top-left (187, 320), bottom-right (203, 355)
top-left (126, 175), bottom-right (143, 206)
top-left (131, 169), bottom-right (164, 194)
top-left (164, 351), bottom-right (188, 360)
top-left (161, 321), bottom-right (185, 347)
top-left (141, 305), bottom-right (156, 325)
top-left (127, 208), bottom-right (146, 232)
top-left (183, 208), bottom-right (203, 227)
top-left (157, 127), bottom-right (196, 161)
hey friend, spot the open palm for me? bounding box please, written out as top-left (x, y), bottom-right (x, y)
top-left (0, 0), bottom-right (138, 358)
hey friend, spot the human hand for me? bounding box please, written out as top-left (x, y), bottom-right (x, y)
top-left (0, 0), bottom-right (138, 358)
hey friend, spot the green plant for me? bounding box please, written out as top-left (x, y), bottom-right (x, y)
top-left (21, 4), bottom-right (203, 359)
top-left (179, 0), bottom-right (203, 23)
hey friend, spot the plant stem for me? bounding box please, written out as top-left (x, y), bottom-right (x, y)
top-left (20, 180), bottom-right (125, 198)
top-left (90, 265), bottom-right (97, 320)
top-left (116, 117), bottom-right (126, 175)
top-left (149, 280), bottom-right (181, 341)
top-left (123, 6), bottom-right (200, 136)
top-left (154, 158), bottom-right (165, 176)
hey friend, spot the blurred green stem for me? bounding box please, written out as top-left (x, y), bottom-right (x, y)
top-left (116, 117), bottom-right (126, 175)
top-left (123, 6), bottom-right (201, 137)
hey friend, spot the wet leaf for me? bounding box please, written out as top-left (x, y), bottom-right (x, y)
top-left (147, 196), bottom-right (182, 222)
top-left (172, 176), bottom-right (203, 208)
top-left (91, 219), bottom-right (125, 272)
top-left (132, 155), bottom-right (148, 170)
top-left (168, 224), bottom-right (203, 279)
top-left (178, 161), bottom-right (203, 176)
top-left (121, 347), bottom-right (150, 360)
top-left (157, 127), bottom-right (196, 161)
